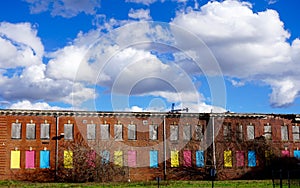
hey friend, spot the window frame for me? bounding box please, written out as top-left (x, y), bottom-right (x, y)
top-left (26, 123), bottom-right (36, 140)
top-left (149, 150), bottom-right (158, 168)
top-left (183, 124), bottom-right (191, 141)
top-left (25, 150), bottom-right (35, 169)
top-left (194, 124), bottom-right (203, 141)
top-left (247, 124), bottom-right (255, 140)
top-left (281, 124), bottom-right (289, 141)
top-left (292, 125), bottom-right (300, 141)
top-left (263, 123), bottom-right (272, 140)
top-left (236, 124), bottom-right (243, 141)
top-left (100, 124), bottom-right (110, 140)
top-left (149, 124), bottom-right (158, 140)
top-left (87, 124), bottom-right (96, 140)
top-left (40, 123), bottom-right (50, 140)
top-left (64, 124), bottom-right (74, 140)
top-left (128, 124), bottom-right (136, 140)
top-left (11, 123), bottom-right (22, 139)
top-left (223, 122), bottom-right (232, 141)
top-left (114, 124), bottom-right (123, 141)
top-left (170, 125), bottom-right (179, 141)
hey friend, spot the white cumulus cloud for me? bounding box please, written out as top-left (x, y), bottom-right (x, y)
top-left (171, 0), bottom-right (300, 107)
top-left (25, 0), bottom-right (101, 18)
top-left (128, 8), bottom-right (152, 20)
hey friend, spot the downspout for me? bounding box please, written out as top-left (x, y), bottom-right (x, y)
top-left (163, 114), bottom-right (167, 180)
top-left (212, 114), bottom-right (216, 171)
top-left (55, 114), bottom-right (59, 180)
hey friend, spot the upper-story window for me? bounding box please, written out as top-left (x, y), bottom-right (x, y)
top-left (64, 123), bottom-right (74, 140)
top-left (128, 124), bottom-right (136, 140)
top-left (183, 124), bottom-right (191, 141)
top-left (149, 124), bottom-right (158, 140)
top-left (263, 123), bottom-right (272, 140)
top-left (236, 124), bottom-right (243, 141)
top-left (223, 122), bottom-right (232, 141)
top-left (281, 124), bottom-right (289, 141)
top-left (292, 124), bottom-right (300, 141)
top-left (114, 124), bottom-right (123, 141)
top-left (170, 125), bottom-right (179, 141)
top-left (100, 124), bottom-right (110, 140)
top-left (40, 123), bottom-right (50, 140)
top-left (26, 123), bottom-right (36, 140)
top-left (87, 124), bottom-right (96, 140)
top-left (194, 125), bottom-right (203, 141)
top-left (11, 123), bottom-right (21, 139)
top-left (247, 123), bottom-right (255, 140)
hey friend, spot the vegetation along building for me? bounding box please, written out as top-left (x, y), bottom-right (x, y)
top-left (0, 109), bottom-right (299, 182)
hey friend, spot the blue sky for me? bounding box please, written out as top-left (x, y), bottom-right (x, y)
top-left (0, 0), bottom-right (300, 114)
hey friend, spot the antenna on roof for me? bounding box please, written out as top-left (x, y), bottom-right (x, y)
top-left (170, 103), bottom-right (188, 113)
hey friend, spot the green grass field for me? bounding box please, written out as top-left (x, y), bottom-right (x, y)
top-left (0, 180), bottom-right (298, 188)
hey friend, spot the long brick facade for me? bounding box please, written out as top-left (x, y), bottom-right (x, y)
top-left (0, 109), bottom-right (299, 182)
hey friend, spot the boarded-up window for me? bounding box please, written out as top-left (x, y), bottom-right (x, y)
top-left (128, 150), bottom-right (136, 167)
top-left (86, 150), bottom-right (96, 167)
top-left (183, 150), bottom-right (192, 167)
top-left (40, 150), bottom-right (50, 168)
top-left (195, 125), bottom-right (203, 141)
top-left (248, 151), bottom-right (256, 167)
top-left (236, 151), bottom-right (244, 167)
top-left (114, 124), bottom-right (123, 141)
top-left (114, 151), bottom-right (123, 166)
top-left (292, 125), bottom-right (299, 141)
top-left (224, 150), bottom-right (232, 167)
top-left (170, 125), bottom-right (178, 141)
top-left (183, 124), bottom-right (191, 141)
top-left (223, 122), bottom-right (231, 141)
top-left (10, 150), bottom-right (20, 169)
top-left (11, 123), bottom-right (21, 139)
top-left (149, 124), bottom-right (158, 140)
top-left (150, 150), bottom-right (158, 168)
top-left (171, 150), bottom-right (179, 167)
top-left (101, 150), bottom-right (110, 164)
top-left (282, 150), bottom-right (290, 157)
top-left (26, 124), bottom-right (36, 140)
top-left (128, 124), bottom-right (136, 140)
top-left (87, 124), bottom-right (96, 140)
top-left (196, 150), bottom-right (204, 167)
top-left (64, 124), bottom-right (73, 140)
top-left (281, 125), bottom-right (289, 141)
top-left (294, 150), bottom-right (300, 159)
top-left (100, 124), bottom-right (110, 140)
top-left (64, 150), bottom-right (73, 168)
top-left (40, 123), bottom-right (50, 139)
top-left (236, 124), bottom-right (243, 141)
top-left (265, 150), bottom-right (272, 166)
top-left (263, 123), bottom-right (272, 140)
top-left (25, 150), bottom-right (35, 169)
top-left (247, 124), bottom-right (255, 140)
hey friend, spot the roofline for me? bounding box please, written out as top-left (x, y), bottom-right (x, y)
top-left (1, 109), bottom-right (298, 119)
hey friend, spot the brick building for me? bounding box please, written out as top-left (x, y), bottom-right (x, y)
top-left (0, 109), bottom-right (299, 181)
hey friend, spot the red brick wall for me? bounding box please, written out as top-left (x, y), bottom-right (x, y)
top-left (0, 111), bottom-right (299, 181)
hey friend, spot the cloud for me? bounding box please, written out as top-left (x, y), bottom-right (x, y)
top-left (9, 100), bottom-right (66, 110)
top-left (268, 79), bottom-right (299, 108)
top-left (0, 22), bottom-right (96, 108)
top-left (25, 0), bottom-right (101, 18)
top-left (0, 22), bottom-right (44, 69)
top-left (4, 0), bottom-right (299, 111)
top-left (125, 0), bottom-right (161, 6)
top-left (128, 8), bottom-right (152, 20)
top-left (124, 102), bottom-right (226, 113)
top-left (267, 0), bottom-right (278, 5)
top-left (171, 0), bottom-right (300, 107)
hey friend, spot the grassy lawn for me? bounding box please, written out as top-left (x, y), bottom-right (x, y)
top-left (0, 180), bottom-right (298, 188)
